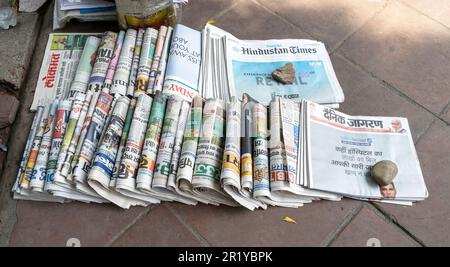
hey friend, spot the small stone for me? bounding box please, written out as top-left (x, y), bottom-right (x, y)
top-left (371, 160), bottom-right (398, 186)
top-left (272, 63), bottom-right (295, 84)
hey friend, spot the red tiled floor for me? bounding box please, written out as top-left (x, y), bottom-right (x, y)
top-left (181, 0), bottom-right (242, 30)
top-left (401, 0), bottom-right (450, 29)
top-left (212, 0), bottom-right (312, 40)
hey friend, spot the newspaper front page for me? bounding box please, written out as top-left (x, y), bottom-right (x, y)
top-left (305, 101), bottom-right (428, 202)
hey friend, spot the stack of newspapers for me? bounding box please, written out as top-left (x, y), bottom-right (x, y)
top-left (12, 24), bottom-right (427, 209)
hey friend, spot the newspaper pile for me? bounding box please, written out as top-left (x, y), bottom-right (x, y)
top-left (14, 24), bottom-right (427, 209)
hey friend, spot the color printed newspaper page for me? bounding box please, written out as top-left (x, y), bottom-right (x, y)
top-left (304, 100), bottom-right (428, 202)
top-left (224, 36), bottom-right (344, 105)
top-left (162, 24), bottom-right (202, 102)
top-left (31, 33), bottom-right (98, 111)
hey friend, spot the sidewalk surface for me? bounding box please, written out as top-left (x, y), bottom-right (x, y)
top-left (1, 0), bottom-right (449, 247)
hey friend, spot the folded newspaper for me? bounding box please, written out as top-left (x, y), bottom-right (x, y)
top-left (301, 100), bottom-right (428, 204)
top-left (200, 24), bottom-right (344, 108)
top-left (15, 24), bottom-right (427, 210)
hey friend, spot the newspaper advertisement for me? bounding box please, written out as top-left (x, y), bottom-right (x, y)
top-left (201, 24), bottom-right (344, 105)
top-left (162, 24), bottom-right (202, 102)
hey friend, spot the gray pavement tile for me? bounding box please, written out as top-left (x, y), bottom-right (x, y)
top-left (338, 1), bottom-right (450, 115)
top-left (181, 0), bottom-right (242, 30)
top-left (332, 53), bottom-right (436, 143)
top-left (168, 200), bottom-right (361, 246)
top-left (256, 0), bottom-right (387, 49)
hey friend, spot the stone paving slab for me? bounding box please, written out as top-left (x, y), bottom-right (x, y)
top-left (338, 0), bottom-right (450, 116)
top-left (111, 205), bottom-right (205, 247)
top-left (212, 0), bottom-right (311, 40)
top-left (256, 0), bottom-right (387, 50)
top-left (330, 205), bottom-right (420, 247)
top-left (167, 200), bottom-right (361, 246)
top-left (0, 12), bottom-right (41, 93)
top-left (10, 201), bottom-right (146, 246)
